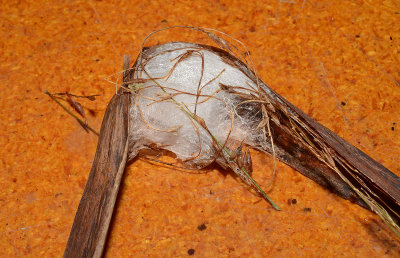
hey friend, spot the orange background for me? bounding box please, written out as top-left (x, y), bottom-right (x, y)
top-left (1, 0), bottom-right (400, 256)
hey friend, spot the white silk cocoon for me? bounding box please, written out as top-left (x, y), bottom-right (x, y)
top-left (129, 42), bottom-right (263, 168)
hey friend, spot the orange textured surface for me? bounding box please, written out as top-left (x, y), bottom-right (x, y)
top-left (1, 0), bottom-right (400, 257)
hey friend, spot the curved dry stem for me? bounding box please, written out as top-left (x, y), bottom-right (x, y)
top-left (200, 68), bottom-right (226, 91)
top-left (139, 156), bottom-right (212, 173)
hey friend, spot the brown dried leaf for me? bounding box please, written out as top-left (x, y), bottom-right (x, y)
top-left (66, 93), bottom-right (87, 123)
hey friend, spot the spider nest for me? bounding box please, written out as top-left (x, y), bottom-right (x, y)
top-left (105, 27), bottom-right (281, 209)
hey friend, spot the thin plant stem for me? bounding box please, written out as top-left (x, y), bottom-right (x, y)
top-left (45, 90), bottom-right (99, 136)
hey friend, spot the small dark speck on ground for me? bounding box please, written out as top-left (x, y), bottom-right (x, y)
top-left (188, 249), bottom-right (195, 255)
top-left (303, 207), bottom-right (312, 212)
top-left (198, 223), bottom-right (207, 231)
